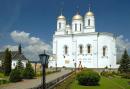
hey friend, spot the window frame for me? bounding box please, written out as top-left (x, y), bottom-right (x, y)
top-left (80, 24), bottom-right (81, 31)
top-left (79, 45), bottom-right (83, 54)
top-left (64, 45), bottom-right (68, 55)
top-left (87, 44), bottom-right (91, 54)
top-left (75, 23), bottom-right (77, 31)
top-left (103, 46), bottom-right (107, 56)
top-left (88, 19), bottom-right (90, 26)
top-left (59, 22), bottom-right (61, 29)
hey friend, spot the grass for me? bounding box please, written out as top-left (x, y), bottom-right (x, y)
top-left (54, 73), bottom-right (75, 89)
top-left (70, 76), bottom-right (130, 89)
top-left (0, 72), bottom-right (5, 78)
top-left (0, 72), bottom-right (9, 85)
top-left (36, 70), bottom-right (61, 77)
top-left (0, 72), bottom-right (9, 79)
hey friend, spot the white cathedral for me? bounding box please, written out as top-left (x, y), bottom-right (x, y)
top-left (49, 8), bottom-right (118, 68)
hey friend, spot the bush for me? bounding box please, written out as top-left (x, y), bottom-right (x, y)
top-left (100, 71), bottom-right (115, 77)
top-left (0, 79), bottom-right (9, 85)
top-left (77, 70), bottom-right (100, 86)
top-left (121, 73), bottom-right (130, 79)
top-left (36, 71), bottom-right (42, 77)
top-left (0, 72), bottom-right (5, 78)
top-left (23, 61), bottom-right (35, 79)
top-left (9, 69), bottom-right (22, 82)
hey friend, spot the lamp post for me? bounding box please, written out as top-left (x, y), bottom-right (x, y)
top-left (110, 65), bottom-right (111, 71)
top-left (39, 50), bottom-right (49, 89)
top-left (74, 62), bottom-right (77, 75)
top-left (73, 59), bottom-right (76, 75)
top-left (56, 60), bottom-right (57, 71)
top-left (54, 54), bottom-right (57, 71)
top-left (34, 62), bottom-right (37, 76)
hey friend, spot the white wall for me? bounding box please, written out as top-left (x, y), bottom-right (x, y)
top-left (50, 32), bottom-right (118, 68)
top-left (0, 60), bottom-right (28, 69)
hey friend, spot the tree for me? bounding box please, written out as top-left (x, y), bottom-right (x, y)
top-left (118, 49), bottom-right (130, 73)
top-left (18, 44), bottom-right (22, 54)
top-left (3, 48), bottom-right (12, 76)
top-left (16, 59), bottom-right (24, 70)
top-left (9, 68), bottom-right (22, 82)
top-left (23, 61), bottom-right (35, 79)
top-left (16, 59), bottom-right (24, 78)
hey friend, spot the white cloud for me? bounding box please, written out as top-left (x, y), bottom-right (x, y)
top-left (116, 35), bottom-right (130, 51)
top-left (11, 31), bottom-right (30, 44)
top-left (116, 35), bottom-right (130, 62)
top-left (1, 30), bottom-right (52, 61)
top-left (0, 45), bottom-right (18, 51)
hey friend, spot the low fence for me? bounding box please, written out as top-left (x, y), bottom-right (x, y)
top-left (30, 71), bottom-right (73, 89)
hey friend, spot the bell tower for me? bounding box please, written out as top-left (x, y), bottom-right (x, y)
top-left (84, 5), bottom-right (95, 33)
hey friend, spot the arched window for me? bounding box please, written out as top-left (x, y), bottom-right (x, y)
top-left (59, 22), bottom-right (61, 29)
top-left (79, 45), bottom-right (83, 54)
top-left (80, 24), bottom-right (81, 31)
top-left (88, 19), bottom-right (90, 26)
top-left (87, 45), bottom-right (91, 53)
top-left (64, 46), bottom-right (68, 54)
top-left (103, 46), bottom-right (107, 56)
top-left (75, 23), bottom-right (77, 31)
top-left (13, 63), bottom-right (15, 66)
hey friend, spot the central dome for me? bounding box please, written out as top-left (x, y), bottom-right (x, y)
top-left (86, 11), bottom-right (94, 16)
top-left (57, 15), bottom-right (66, 20)
top-left (73, 14), bottom-right (82, 20)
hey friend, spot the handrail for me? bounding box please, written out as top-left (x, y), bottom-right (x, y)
top-left (30, 71), bottom-right (73, 89)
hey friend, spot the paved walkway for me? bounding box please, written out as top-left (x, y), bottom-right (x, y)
top-left (0, 69), bottom-right (72, 89)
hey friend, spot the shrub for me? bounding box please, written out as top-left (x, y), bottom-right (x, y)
top-left (0, 79), bottom-right (9, 85)
top-left (100, 71), bottom-right (115, 77)
top-left (9, 69), bottom-right (22, 82)
top-left (23, 61), bottom-right (35, 79)
top-left (3, 48), bottom-right (12, 76)
top-left (121, 73), bottom-right (130, 79)
top-left (0, 72), bottom-right (5, 78)
top-left (77, 70), bottom-right (100, 86)
top-left (118, 49), bottom-right (130, 73)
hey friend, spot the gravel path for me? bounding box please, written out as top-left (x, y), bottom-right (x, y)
top-left (0, 69), bottom-right (72, 89)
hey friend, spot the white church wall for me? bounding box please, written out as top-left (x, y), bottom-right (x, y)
top-left (51, 33), bottom-right (118, 68)
top-left (72, 20), bottom-right (83, 33)
top-left (11, 60), bottom-right (28, 69)
top-left (97, 34), bottom-right (117, 68)
top-left (53, 36), bottom-right (73, 67)
top-left (57, 19), bottom-right (66, 31)
top-left (75, 34), bottom-right (98, 68)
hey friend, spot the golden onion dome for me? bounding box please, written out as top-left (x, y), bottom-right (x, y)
top-left (57, 15), bottom-right (66, 20)
top-left (72, 14), bottom-right (82, 20)
top-left (86, 11), bottom-right (94, 16)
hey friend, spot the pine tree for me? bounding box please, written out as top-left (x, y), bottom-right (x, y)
top-left (23, 61), bottom-right (35, 79)
top-left (18, 44), bottom-right (22, 54)
top-left (118, 49), bottom-right (130, 73)
top-left (15, 59), bottom-right (24, 78)
top-left (3, 48), bottom-right (12, 76)
top-left (9, 68), bottom-right (22, 82)
top-left (16, 59), bottom-right (24, 70)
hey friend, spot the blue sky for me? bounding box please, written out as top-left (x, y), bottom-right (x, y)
top-left (0, 0), bottom-right (130, 60)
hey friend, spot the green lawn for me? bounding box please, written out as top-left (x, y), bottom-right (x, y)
top-left (0, 72), bottom-right (9, 79)
top-left (0, 72), bottom-right (5, 78)
top-left (0, 72), bottom-right (9, 85)
top-left (70, 77), bottom-right (130, 89)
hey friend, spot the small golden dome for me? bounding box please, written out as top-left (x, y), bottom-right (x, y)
top-left (57, 15), bottom-right (66, 20)
top-left (72, 14), bottom-right (82, 20)
top-left (86, 11), bottom-right (94, 16)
